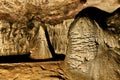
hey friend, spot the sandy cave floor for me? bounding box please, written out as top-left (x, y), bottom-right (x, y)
top-left (0, 61), bottom-right (68, 80)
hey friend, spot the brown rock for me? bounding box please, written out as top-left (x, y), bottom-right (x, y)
top-left (0, 62), bottom-right (68, 80)
top-left (64, 7), bottom-right (120, 80)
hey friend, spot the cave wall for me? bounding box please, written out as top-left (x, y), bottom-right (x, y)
top-left (47, 19), bottom-right (73, 54)
top-left (0, 0), bottom-right (120, 59)
top-left (64, 16), bottom-right (120, 80)
top-left (0, 0), bottom-right (120, 80)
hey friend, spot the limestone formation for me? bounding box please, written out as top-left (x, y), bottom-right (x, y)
top-left (0, 20), bottom-right (31, 55)
top-left (65, 7), bottom-right (120, 80)
top-left (0, 0), bottom-right (119, 80)
top-left (0, 0), bottom-right (86, 59)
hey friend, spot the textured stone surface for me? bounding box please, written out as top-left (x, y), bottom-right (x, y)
top-left (84, 0), bottom-right (120, 12)
top-left (0, 0), bottom-right (84, 57)
top-left (47, 19), bottom-right (73, 54)
top-left (65, 14), bottom-right (120, 80)
top-left (0, 20), bottom-right (31, 55)
top-left (0, 0), bottom-right (84, 25)
top-left (0, 0), bottom-right (120, 80)
top-left (0, 61), bottom-right (68, 80)
top-left (0, 0), bottom-right (119, 56)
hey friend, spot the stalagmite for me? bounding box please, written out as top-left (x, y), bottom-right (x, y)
top-left (65, 7), bottom-right (120, 80)
top-left (30, 22), bottom-right (52, 59)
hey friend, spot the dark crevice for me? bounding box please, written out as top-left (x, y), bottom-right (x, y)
top-left (0, 53), bottom-right (64, 63)
top-left (44, 28), bottom-right (65, 60)
top-left (75, 7), bottom-right (110, 30)
top-left (75, 6), bottom-right (120, 33)
top-left (0, 53), bottom-right (32, 63)
top-left (41, 23), bottom-right (65, 61)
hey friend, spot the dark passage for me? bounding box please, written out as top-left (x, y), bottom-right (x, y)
top-left (0, 53), bottom-right (32, 63)
top-left (0, 53), bottom-right (65, 63)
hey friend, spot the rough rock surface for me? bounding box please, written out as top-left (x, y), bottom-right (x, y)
top-left (0, 0), bottom-right (85, 58)
top-left (65, 8), bottom-right (120, 80)
top-left (0, 61), bottom-right (69, 80)
top-left (0, 0), bottom-right (84, 25)
top-left (0, 0), bottom-right (120, 80)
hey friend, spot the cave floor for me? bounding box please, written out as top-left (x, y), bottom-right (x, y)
top-left (0, 61), bottom-right (68, 80)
